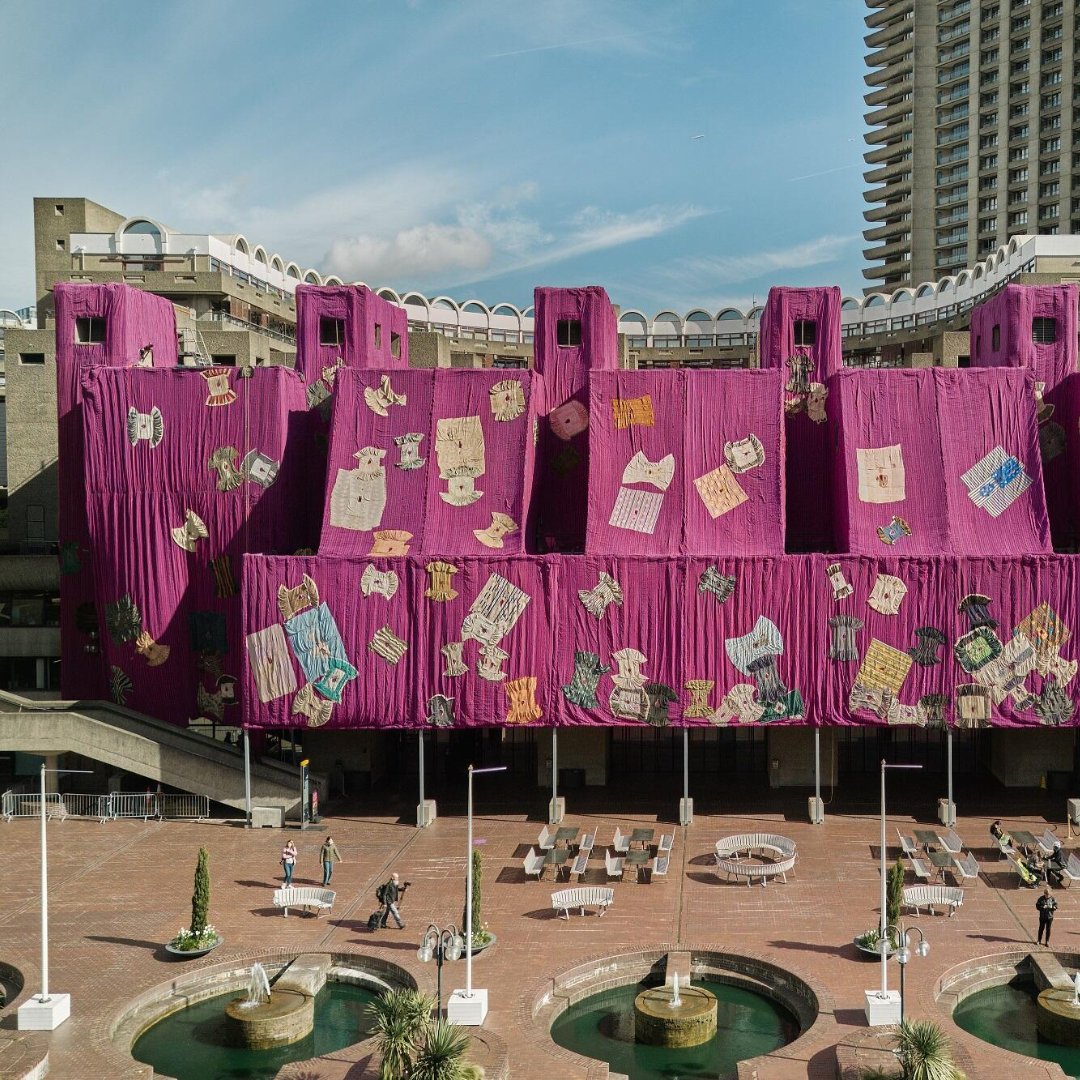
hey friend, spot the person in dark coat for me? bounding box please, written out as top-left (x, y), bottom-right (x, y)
top-left (379, 872), bottom-right (410, 929)
top-left (1037, 886), bottom-right (1059, 945)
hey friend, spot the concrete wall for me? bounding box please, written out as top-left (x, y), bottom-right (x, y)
top-left (989, 728), bottom-right (1077, 788)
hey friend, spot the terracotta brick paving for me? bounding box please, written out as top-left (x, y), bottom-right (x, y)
top-left (1, 802), bottom-right (1077, 1079)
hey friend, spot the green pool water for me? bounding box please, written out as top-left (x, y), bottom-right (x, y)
top-left (954, 981), bottom-right (1080, 1079)
top-left (549, 978), bottom-right (799, 1080)
top-left (131, 982), bottom-right (378, 1080)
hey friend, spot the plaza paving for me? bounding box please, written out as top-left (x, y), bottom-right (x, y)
top-left (1, 791), bottom-right (1077, 1079)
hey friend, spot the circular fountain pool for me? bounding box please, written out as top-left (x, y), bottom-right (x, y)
top-left (131, 981), bottom-right (378, 1080)
top-left (550, 977), bottom-right (799, 1080)
top-left (954, 980), bottom-right (1080, 1079)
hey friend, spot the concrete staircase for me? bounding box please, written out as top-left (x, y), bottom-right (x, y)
top-left (0, 690), bottom-right (304, 815)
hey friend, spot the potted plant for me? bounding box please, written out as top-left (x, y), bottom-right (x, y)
top-left (895, 1019), bottom-right (966, 1080)
top-left (462, 849), bottom-right (495, 954)
top-left (855, 858), bottom-right (905, 959)
top-left (165, 847), bottom-right (221, 957)
top-left (367, 991), bottom-right (483, 1080)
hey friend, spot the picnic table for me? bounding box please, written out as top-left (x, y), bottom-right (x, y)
top-left (1012, 829), bottom-right (1038, 850)
top-left (625, 848), bottom-right (651, 881)
top-left (555, 826), bottom-right (580, 849)
top-left (927, 850), bottom-right (954, 882)
top-left (630, 827), bottom-right (655, 849)
top-left (544, 848), bottom-right (570, 880)
top-left (914, 829), bottom-right (941, 850)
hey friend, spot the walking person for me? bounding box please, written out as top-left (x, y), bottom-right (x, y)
top-left (281, 839), bottom-right (297, 886)
top-left (379, 872), bottom-right (410, 929)
top-left (320, 836), bottom-right (342, 886)
top-left (1037, 886), bottom-right (1059, 945)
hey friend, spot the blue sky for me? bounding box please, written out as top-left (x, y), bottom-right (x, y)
top-left (0, 0), bottom-right (868, 314)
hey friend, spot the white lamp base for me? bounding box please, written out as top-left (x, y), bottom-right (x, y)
top-left (18, 993), bottom-right (71, 1030)
top-left (864, 989), bottom-right (901, 1026)
top-left (446, 988), bottom-right (488, 1026)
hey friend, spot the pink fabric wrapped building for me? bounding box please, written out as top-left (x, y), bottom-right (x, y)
top-left (533, 286), bottom-right (619, 552)
top-left (970, 283), bottom-right (1080, 548)
top-left (54, 283), bottom-right (180, 700)
top-left (318, 368), bottom-right (539, 557)
top-left (758, 286), bottom-right (843, 552)
top-left (830, 368), bottom-right (1051, 556)
top-left (585, 370), bottom-right (785, 555)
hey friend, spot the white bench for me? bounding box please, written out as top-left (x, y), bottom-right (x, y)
top-left (1037, 829), bottom-right (1061, 857)
top-left (272, 886), bottom-right (335, 917)
top-left (612, 827), bottom-right (630, 854)
top-left (1061, 852), bottom-right (1080, 886)
top-left (951, 852), bottom-right (980, 886)
top-left (605, 849), bottom-right (624, 879)
top-left (551, 886), bottom-right (614, 919)
top-left (896, 830), bottom-right (919, 858)
top-left (578, 828), bottom-right (597, 855)
top-left (651, 855), bottom-right (670, 880)
top-left (569, 851), bottom-right (590, 881)
top-left (715, 833), bottom-right (796, 861)
top-left (523, 846), bottom-right (545, 880)
top-left (657, 833), bottom-right (674, 856)
top-left (714, 852), bottom-right (795, 886)
top-left (538, 825), bottom-right (556, 852)
top-left (902, 884), bottom-right (963, 917)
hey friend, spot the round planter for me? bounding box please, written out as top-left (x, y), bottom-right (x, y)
top-left (469, 932), bottom-right (496, 957)
top-left (853, 935), bottom-right (896, 960)
top-left (165, 935), bottom-right (222, 959)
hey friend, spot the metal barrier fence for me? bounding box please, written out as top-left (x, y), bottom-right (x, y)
top-left (2, 790), bottom-right (210, 823)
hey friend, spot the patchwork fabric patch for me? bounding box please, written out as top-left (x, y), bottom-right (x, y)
top-left (329, 447), bottom-right (387, 531)
top-left (954, 684), bottom-right (992, 727)
top-left (855, 639), bottom-right (912, 695)
top-left (245, 623), bottom-right (297, 703)
top-left (825, 563), bottom-right (853, 601)
top-left (105, 593), bottom-right (142, 644)
top-left (505, 676), bottom-right (542, 724)
top-left (462, 573), bottom-right (530, 645)
top-left (473, 512), bottom-right (518, 549)
top-left (908, 626), bottom-right (947, 666)
top-left (1016, 601), bottom-right (1071, 658)
top-left (684, 680), bottom-right (715, 718)
top-left (725, 616), bottom-right (783, 675)
top-left (857, 445), bottom-right (906, 504)
top-left (424, 561), bottom-right (459, 601)
top-left (961, 445), bottom-right (1032, 517)
top-left (241, 450), bottom-right (280, 489)
top-left (611, 395), bottom-right (654, 429)
top-left (866, 574), bottom-right (907, 615)
top-left (611, 646), bottom-right (648, 688)
top-left (285, 602), bottom-right (353, 683)
top-left (360, 565), bottom-right (399, 600)
top-left (644, 683), bottom-right (678, 727)
top-left (293, 683), bottom-right (333, 728)
top-left (136, 344), bottom-right (154, 367)
top-left (277, 574), bottom-right (319, 621)
top-left (426, 694), bottom-right (456, 727)
top-left (1035, 679), bottom-right (1075, 726)
top-left (208, 447), bottom-right (243, 492)
top-left (785, 354), bottom-right (813, 395)
top-left (109, 666), bottom-right (132, 706)
top-left (436, 417), bottom-right (486, 479)
top-left (609, 487), bottom-right (665, 534)
top-left (369, 530), bottom-right (413, 556)
top-left (441, 641), bottom-right (468, 678)
top-left (953, 626), bottom-right (1003, 674)
top-left (609, 684), bottom-right (649, 722)
top-left (562, 650), bottom-right (611, 709)
top-left (209, 555), bottom-right (237, 599)
top-left (190, 610), bottom-right (228, 655)
top-left (134, 630), bottom-right (170, 667)
top-left (827, 615), bottom-right (864, 662)
top-left (363, 374), bottom-right (407, 416)
top-left (548, 400), bottom-right (589, 441)
top-left (693, 465), bottom-right (747, 520)
top-left (698, 566), bottom-right (735, 604)
top-left (393, 433), bottom-right (425, 471)
top-left (368, 625), bottom-right (408, 666)
top-left (971, 632), bottom-right (1036, 707)
top-left (876, 516), bottom-right (911, 546)
top-left (806, 383), bottom-right (828, 424)
top-left (723, 435), bottom-right (765, 474)
top-left (1040, 421), bottom-right (1066, 463)
top-left (171, 509), bottom-right (209, 553)
top-left (202, 367), bottom-right (237, 407)
top-left (622, 451), bottom-right (675, 491)
top-left (127, 406), bottom-right (163, 448)
top-left (489, 379), bottom-right (526, 422)
top-left (957, 593), bottom-right (997, 630)
top-left (313, 655), bottom-right (359, 703)
top-left (578, 572), bottom-right (624, 618)
top-left (477, 643), bottom-right (509, 682)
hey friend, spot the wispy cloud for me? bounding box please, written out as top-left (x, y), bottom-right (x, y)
top-left (665, 233), bottom-right (859, 288)
top-left (787, 163), bottom-right (862, 183)
top-left (487, 37), bottom-right (610, 60)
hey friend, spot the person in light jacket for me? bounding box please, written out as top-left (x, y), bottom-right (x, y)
top-left (320, 836), bottom-right (342, 886)
top-left (280, 840), bottom-right (297, 886)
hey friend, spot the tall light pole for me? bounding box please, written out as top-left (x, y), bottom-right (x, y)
top-left (447, 763), bottom-right (506, 1026)
top-left (865, 758), bottom-right (922, 1026)
top-left (17, 763), bottom-right (91, 1031)
top-left (418, 923), bottom-right (464, 1018)
top-left (890, 924), bottom-right (929, 1025)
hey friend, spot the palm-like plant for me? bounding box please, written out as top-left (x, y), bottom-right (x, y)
top-left (366, 989), bottom-right (435, 1080)
top-left (410, 1019), bottom-right (474, 1080)
top-left (895, 1019), bottom-right (965, 1080)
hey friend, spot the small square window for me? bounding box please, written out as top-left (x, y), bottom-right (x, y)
top-left (319, 316), bottom-right (344, 346)
top-left (19, 353), bottom-right (45, 365)
top-left (1033, 316), bottom-right (1057, 343)
top-left (55, 238), bottom-right (65, 252)
top-left (211, 354), bottom-right (237, 366)
top-left (53, 204), bottom-right (64, 216)
top-left (374, 322), bottom-right (382, 349)
top-left (390, 331), bottom-right (401, 359)
top-left (992, 324), bottom-right (1001, 350)
top-left (556, 319), bottom-right (581, 347)
top-left (74, 316), bottom-right (105, 344)
top-left (793, 320), bottom-right (817, 347)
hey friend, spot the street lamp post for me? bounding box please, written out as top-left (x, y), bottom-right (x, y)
top-left (17, 763), bottom-right (91, 1031)
top-left (417, 923), bottom-right (464, 1018)
top-left (885, 923), bottom-right (929, 1025)
top-left (865, 759), bottom-right (922, 1026)
top-left (446, 763), bottom-right (506, 1026)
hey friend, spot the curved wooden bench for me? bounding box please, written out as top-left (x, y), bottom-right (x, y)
top-left (714, 852), bottom-right (796, 887)
top-left (715, 833), bottom-right (797, 861)
top-left (551, 886), bottom-right (614, 919)
top-left (272, 886), bottom-right (336, 917)
top-left (902, 884), bottom-right (963, 917)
